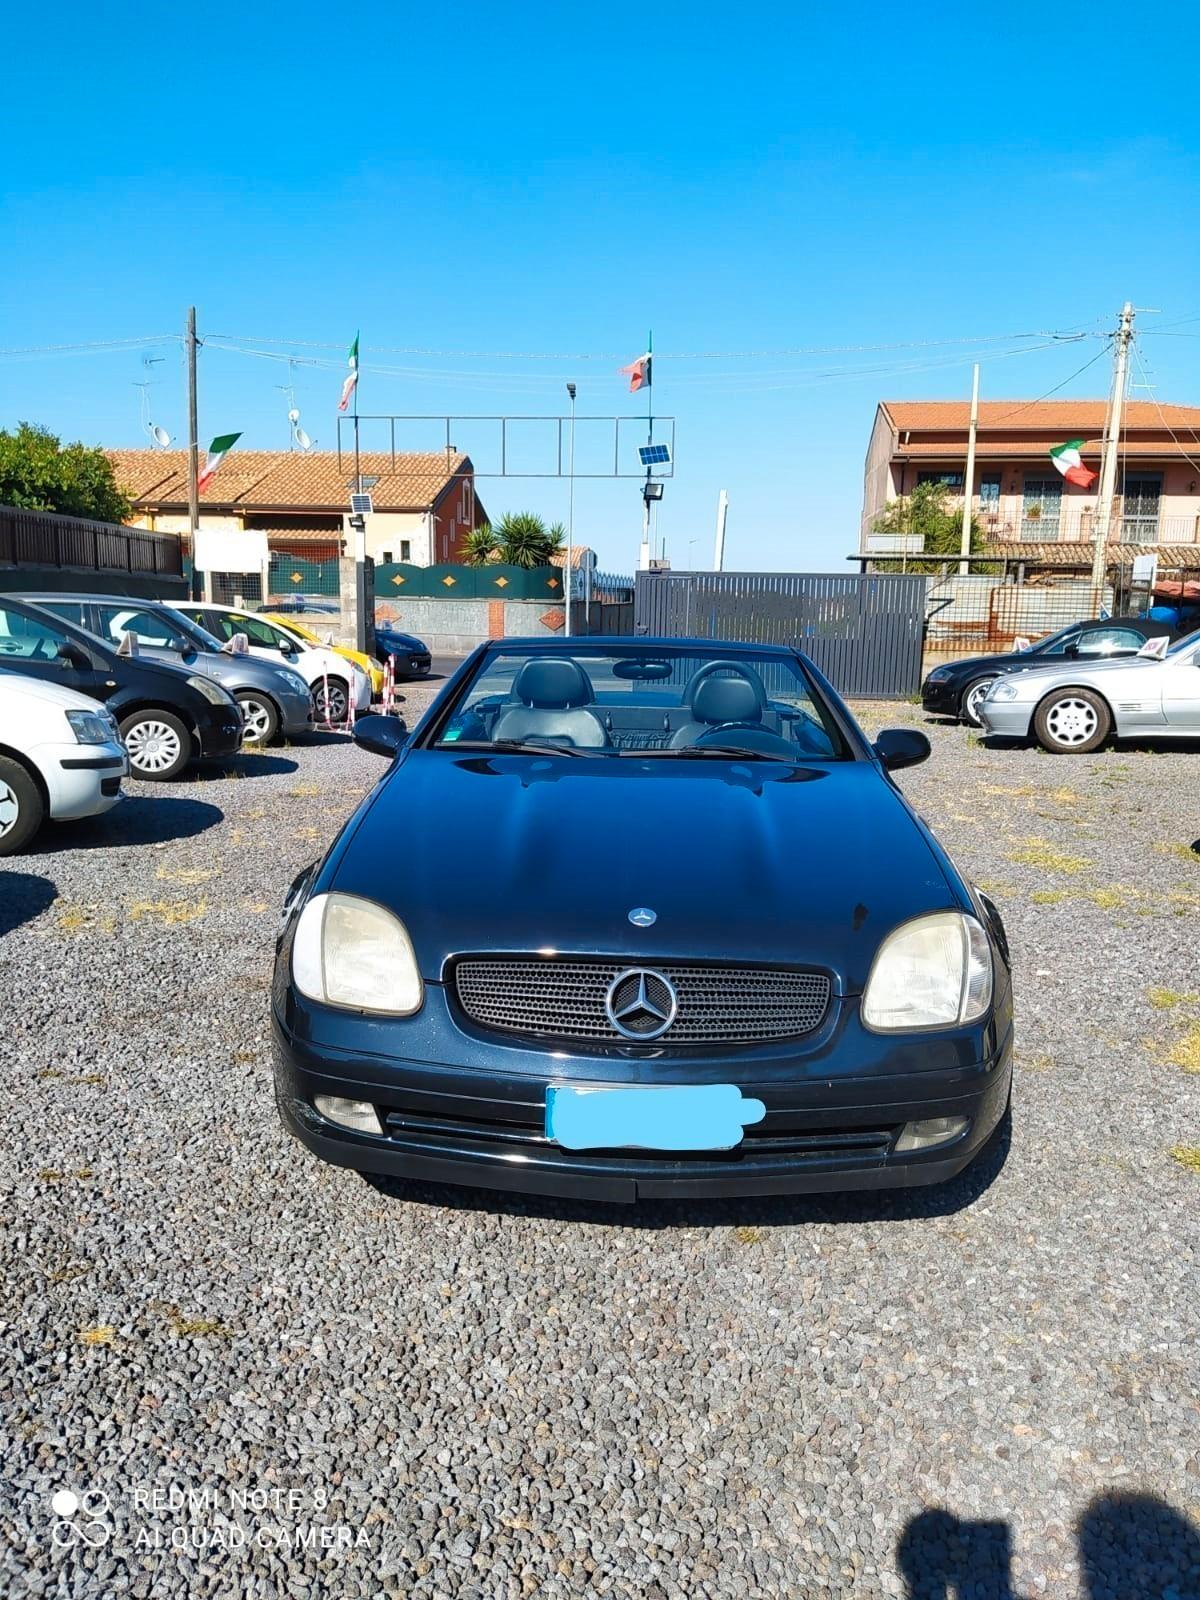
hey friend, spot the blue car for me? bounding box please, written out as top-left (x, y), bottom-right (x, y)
top-left (272, 638), bottom-right (1013, 1204)
top-left (373, 625), bottom-right (432, 679)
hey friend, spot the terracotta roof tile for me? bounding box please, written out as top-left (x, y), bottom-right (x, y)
top-left (882, 399), bottom-right (1200, 432)
top-left (983, 541), bottom-right (1200, 566)
top-left (109, 449), bottom-right (470, 512)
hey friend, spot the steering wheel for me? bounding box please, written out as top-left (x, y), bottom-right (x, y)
top-left (693, 721), bottom-right (799, 757)
top-left (680, 658), bottom-right (767, 711)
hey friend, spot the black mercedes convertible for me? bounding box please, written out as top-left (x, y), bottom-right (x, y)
top-left (271, 638), bottom-right (1013, 1204)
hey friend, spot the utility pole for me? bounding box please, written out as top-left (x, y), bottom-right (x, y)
top-left (959, 363), bottom-right (979, 576)
top-left (564, 382), bottom-right (576, 637)
top-left (1091, 301), bottom-right (1134, 599)
top-left (186, 306), bottom-right (203, 600)
top-left (713, 489), bottom-right (729, 571)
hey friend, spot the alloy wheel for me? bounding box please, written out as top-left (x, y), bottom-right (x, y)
top-left (125, 719), bottom-right (183, 775)
top-left (1045, 697), bottom-right (1098, 747)
top-left (314, 681), bottom-right (348, 725)
top-left (963, 678), bottom-right (996, 726)
top-left (240, 696), bottom-right (272, 744)
top-left (0, 780), bottom-right (19, 839)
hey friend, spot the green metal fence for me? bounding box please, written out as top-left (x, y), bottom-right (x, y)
top-left (374, 563), bottom-right (567, 600)
top-left (269, 554), bottom-right (341, 598)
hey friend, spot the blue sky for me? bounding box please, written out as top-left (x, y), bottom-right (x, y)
top-left (3, 1), bottom-right (1199, 572)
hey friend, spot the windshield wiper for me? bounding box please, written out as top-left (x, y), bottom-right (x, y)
top-left (446, 738), bottom-right (593, 758)
top-left (629, 744), bottom-right (799, 763)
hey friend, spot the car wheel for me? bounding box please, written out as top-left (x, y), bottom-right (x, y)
top-left (120, 709), bottom-right (191, 780)
top-left (960, 677), bottom-right (997, 727)
top-left (1032, 688), bottom-right (1111, 754)
top-left (313, 677), bottom-right (349, 726)
top-left (0, 756), bottom-right (45, 856)
top-left (237, 691), bottom-right (279, 746)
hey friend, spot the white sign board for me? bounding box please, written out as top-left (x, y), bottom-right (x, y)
top-left (1131, 553), bottom-right (1158, 587)
top-left (193, 526), bottom-right (269, 573)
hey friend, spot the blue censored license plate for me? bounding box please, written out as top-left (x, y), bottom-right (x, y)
top-left (545, 1084), bottom-right (766, 1152)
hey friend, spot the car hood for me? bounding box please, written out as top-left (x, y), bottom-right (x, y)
top-left (377, 632), bottom-right (426, 651)
top-left (997, 655), bottom-right (1162, 694)
top-left (0, 671), bottom-right (102, 713)
top-left (934, 649), bottom-right (1035, 678)
top-left (330, 753), bottom-right (958, 991)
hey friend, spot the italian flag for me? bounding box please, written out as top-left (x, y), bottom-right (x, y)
top-left (337, 332), bottom-right (360, 412)
top-left (197, 432), bottom-right (241, 492)
top-left (1049, 439), bottom-right (1097, 488)
top-left (620, 351), bottom-right (652, 393)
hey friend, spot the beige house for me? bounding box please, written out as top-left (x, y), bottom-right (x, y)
top-left (111, 449), bottom-right (488, 570)
top-left (861, 400), bottom-right (1200, 568)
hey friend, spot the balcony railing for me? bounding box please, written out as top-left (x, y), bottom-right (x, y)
top-left (969, 498), bottom-right (1199, 547)
top-left (0, 503), bottom-right (184, 577)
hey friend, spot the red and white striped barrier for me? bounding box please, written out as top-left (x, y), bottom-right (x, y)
top-left (383, 653), bottom-right (396, 716)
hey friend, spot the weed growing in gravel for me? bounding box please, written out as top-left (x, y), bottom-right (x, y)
top-left (48, 1265), bottom-right (89, 1285)
top-left (222, 767), bottom-right (245, 780)
top-left (1169, 1145), bottom-right (1200, 1174)
top-left (1031, 890), bottom-right (1069, 905)
top-left (1154, 841), bottom-right (1199, 865)
top-left (289, 783), bottom-right (321, 797)
top-left (1088, 885), bottom-right (1139, 911)
top-left (54, 904), bottom-right (116, 936)
top-left (154, 865), bottom-right (216, 885)
top-left (128, 899), bottom-right (208, 926)
top-left (79, 1326), bottom-right (114, 1346)
top-left (1008, 838), bottom-right (1091, 874)
top-left (165, 1310), bottom-right (230, 1339)
top-left (976, 880), bottom-right (1018, 898)
top-left (733, 1226), bottom-right (763, 1244)
top-left (1148, 987), bottom-right (1198, 1010)
top-left (1165, 1026), bottom-right (1200, 1074)
top-left (38, 1168), bottom-right (94, 1182)
top-left (1019, 1052), bottom-right (1055, 1072)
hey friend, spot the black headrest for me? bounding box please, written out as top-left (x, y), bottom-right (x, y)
top-left (692, 676), bottom-right (762, 725)
top-left (513, 657), bottom-right (594, 709)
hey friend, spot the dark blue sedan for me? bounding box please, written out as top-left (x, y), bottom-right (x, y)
top-left (373, 625), bottom-right (432, 679)
top-left (272, 638), bottom-right (1013, 1204)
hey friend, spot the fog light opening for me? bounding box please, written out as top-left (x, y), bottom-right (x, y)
top-left (314, 1095), bottom-right (382, 1134)
top-left (895, 1115), bottom-right (970, 1153)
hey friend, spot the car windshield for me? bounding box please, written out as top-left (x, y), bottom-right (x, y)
top-left (430, 646), bottom-right (849, 760)
top-left (1030, 624), bottom-right (1082, 655)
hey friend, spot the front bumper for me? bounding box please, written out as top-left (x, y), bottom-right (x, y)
top-left (276, 684), bottom-right (315, 736)
top-left (196, 711), bottom-right (244, 759)
top-left (46, 743), bottom-right (127, 820)
top-left (272, 989), bottom-right (1013, 1204)
top-left (920, 677), bottom-right (960, 716)
top-left (977, 699), bottom-right (1033, 738)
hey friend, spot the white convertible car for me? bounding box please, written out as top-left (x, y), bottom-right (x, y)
top-left (977, 630), bottom-right (1200, 753)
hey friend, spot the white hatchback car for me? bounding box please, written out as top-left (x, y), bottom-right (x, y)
top-left (168, 604), bottom-right (372, 724)
top-left (0, 673), bottom-right (127, 855)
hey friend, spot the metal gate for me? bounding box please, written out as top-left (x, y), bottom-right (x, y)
top-left (634, 571), bottom-right (926, 698)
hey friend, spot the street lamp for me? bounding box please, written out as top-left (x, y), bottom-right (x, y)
top-left (564, 382), bottom-right (577, 638)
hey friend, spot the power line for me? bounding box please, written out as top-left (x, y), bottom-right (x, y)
top-left (0, 335), bottom-right (178, 358)
top-left (1131, 342), bottom-right (1200, 477)
top-left (981, 343), bottom-right (1114, 423)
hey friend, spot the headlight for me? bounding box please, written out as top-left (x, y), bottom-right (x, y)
top-left (284, 671), bottom-right (309, 694)
top-left (186, 674), bottom-right (234, 707)
top-left (862, 912), bottom-right (992, 1031)
top-left (65, 709), bottom-right (115, 745)
top-left (291, 892), bottom-right (423, 1015)
top-left (990, 682), bottom-right (1020, 702)
top-left (926, 667), bottom-right (952, 682)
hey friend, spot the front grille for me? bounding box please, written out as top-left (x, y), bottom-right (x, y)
top-left (100, 777), bottom-right (122, 797)
top-left (453, 958), bottom-right (831, 1045)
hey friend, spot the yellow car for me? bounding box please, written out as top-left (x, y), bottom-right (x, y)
top-left (260, 614), bottom-right (384, 698)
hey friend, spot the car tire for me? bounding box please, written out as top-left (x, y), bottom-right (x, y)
top-left (0, 756), bottom-right (45, 857)
top-left (960, 677), bottom-right (997, 727)
top-left (313, 677), bottom-right (350, 726)
top-left (237, 691), bottom-right (279, 746)
top-left (120, 709), bottom-right (192, 781)
top-left (1032, 687), bottom-right (1112, 755)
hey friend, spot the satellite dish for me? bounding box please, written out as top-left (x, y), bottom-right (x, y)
top-left (295, 428), bottom-right (312, 451)
top-left (287, 408), bottom-right (300, 424)
top-left (151, 424), bottom-right (172, 448)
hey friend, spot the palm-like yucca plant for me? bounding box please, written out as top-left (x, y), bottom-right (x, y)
top-left (462, 524), bottom-right (500, 566)
top-left (495, 510), bottom-right (558, 568)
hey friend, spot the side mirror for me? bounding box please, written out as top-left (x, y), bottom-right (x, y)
top-left (353, 713), bottom-right (409, 759)
top-left (873, 728), bottom-right (931, 772)
top-left (56, 640), bottom-right (91, 669)
top-left (279, 640), bottom-right (297, 655)
top-left (221, 632), bottom-right (249, 656)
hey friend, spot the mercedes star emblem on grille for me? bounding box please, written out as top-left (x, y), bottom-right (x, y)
top-left (604, 968), bottom-right (678, 1040)
top-left (628, 907), bottom-right (657, 927)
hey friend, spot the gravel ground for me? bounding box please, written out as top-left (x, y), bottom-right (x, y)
top-left (1, 687), bottom-right (1198, 1599)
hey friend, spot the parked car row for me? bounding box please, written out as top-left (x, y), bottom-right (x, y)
top-left (922, 613), bottom-right (1200, 754)
top-left (0, 590), bottom-right (434, 854)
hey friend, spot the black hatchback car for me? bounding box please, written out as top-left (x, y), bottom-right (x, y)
top-left (922, 615), bottom-right (1180, 727)
top-left (272, 638), bottom-right (1013, 1205)
top-left (0, 594), bottom-right (243, 780)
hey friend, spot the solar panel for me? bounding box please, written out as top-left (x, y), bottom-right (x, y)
top-left (638, 443), bottom-right (671, 467)
top-left (350, 492), bottom-right (374, 516)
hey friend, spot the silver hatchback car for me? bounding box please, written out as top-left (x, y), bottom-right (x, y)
top-left (25, 594), bottom-right (313, 744)
top-left (978, 630), bottom-right (1200, 753)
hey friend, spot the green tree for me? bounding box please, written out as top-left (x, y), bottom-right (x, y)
top-left (0, 422), bottom-right (132, 523)
top-left (493, 511), bottom-right (563, 568)
top-left (871, 479), bottom-right (985, 561)
top-left (462, 523), bottom-right (500, 566)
